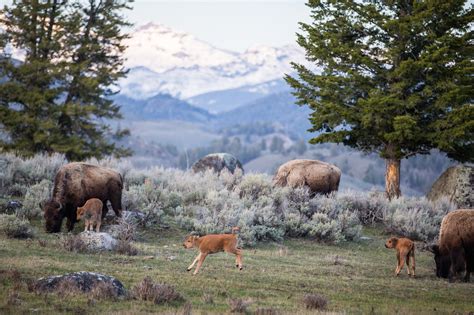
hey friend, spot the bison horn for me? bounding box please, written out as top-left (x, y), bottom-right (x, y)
top-left (58, 202), bottom-right (63, 210)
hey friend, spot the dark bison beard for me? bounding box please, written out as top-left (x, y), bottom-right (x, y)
top-left (45, 215), bottom-right (64, 233)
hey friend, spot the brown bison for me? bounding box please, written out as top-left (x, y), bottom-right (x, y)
top-left (41, 162), bottom-right (123, 233)
top-left (183, 227), bottom-right (242, 275)
top-left (77, 198), bottom-right (103, 233)
top-left (273, 159), bottom-right (341, 194)
top-left (385, 237), bottom-right (416, 277)
top-left (430, 209), bottom-right (474, 282)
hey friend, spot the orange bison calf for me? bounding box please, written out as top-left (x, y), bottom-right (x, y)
top-left (76, 198), bottom-right (103, 232)
top-left (385, 237), bottom-right (415, 277)
top-left (183, 228), bottom-right (242, 275)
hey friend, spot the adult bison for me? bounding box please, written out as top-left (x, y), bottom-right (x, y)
top-left (41, 162), bottom-right (123, 233)
top-left (273, 159), bottom-right (341, 194)
top-left (430, 209), bottom-right (474, 282)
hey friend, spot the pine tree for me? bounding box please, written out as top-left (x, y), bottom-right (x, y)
top-left (286, 0), bottom-right (473, 199)
top-left (0, 0), bottom-right (132, 160)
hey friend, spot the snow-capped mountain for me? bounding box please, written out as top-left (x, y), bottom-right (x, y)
top-left (120, 22), bottom-right (308, 100)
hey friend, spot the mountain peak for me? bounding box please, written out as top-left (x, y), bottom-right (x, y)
top-left (121, 22), bottom-right (308, 100)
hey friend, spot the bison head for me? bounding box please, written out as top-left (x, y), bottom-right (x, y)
top-left (385, 237), bottom-right (398, 248)
top-left (430, 244), bottom-right (451, 278)
top-left (183, 235), bottom-right (199, 249)
top-left (41, 200), bottom-right (64, 233)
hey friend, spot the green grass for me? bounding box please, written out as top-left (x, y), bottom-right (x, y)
top-left (0, 221), bottom-right (473, 314)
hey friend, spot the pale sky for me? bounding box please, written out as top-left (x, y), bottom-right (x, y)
top-left (0, 0), bottom-right (311, 52)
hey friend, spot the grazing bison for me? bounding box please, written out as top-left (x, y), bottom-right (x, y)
top-left (41, 163), bottom-right (123, 233)
top-left (273, 159), bottom-right (341, 194)
top-left (430, 209), bottom-right (474, 282)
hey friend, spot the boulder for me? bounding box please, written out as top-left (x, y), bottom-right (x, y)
top-left (0, 200), bottom-right (22, 214)
top-left (427, 164), bottom-right (473, 208)
top-left (34, 271), bottom-right (126, 297)
top-left (191, 153), bottom-right (244, 174)
top-left (78, 232), bottom-right (117, 251)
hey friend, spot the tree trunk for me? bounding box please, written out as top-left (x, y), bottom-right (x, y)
top-left (385, 158), bottom-right (401, 200)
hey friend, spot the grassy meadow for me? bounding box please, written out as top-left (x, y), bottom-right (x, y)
top-left (1, 220), bottom-right (473, 315)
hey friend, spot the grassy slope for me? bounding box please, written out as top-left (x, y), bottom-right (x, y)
top-left (0, 221), bottom-right (473, 314)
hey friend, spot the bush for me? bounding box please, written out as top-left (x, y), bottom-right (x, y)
top-left (228, 298), bottom-right (252, 313)
top-left (122, 183), bottom-right (164, 226)
top-left (114, 240), bottom-right (139, 256)
top-left (131, 276), bottom-right (183, 305)
top-left (0, 153), bottom-right (65, 194)
top-left (0, 214), bottom-right (35, 239)
top-left (19, 179), bottom-right (52, 219)
top-left (302, 293), bottom-right (328, 310)
top-left (0, 152), bottom-right (456, 245)
top-left (381, 196), bottom-right (454, 241)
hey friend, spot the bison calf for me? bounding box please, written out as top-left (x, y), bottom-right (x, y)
top-left (385, 237), bottom-right (415, 277)
top-left (76, 198), bottom-right (103, 233)
top-left (183, 228), bottom-right (242, 275)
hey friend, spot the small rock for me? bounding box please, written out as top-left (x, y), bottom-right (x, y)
top-left (142, 256), bottom-right (155, 260)
top-left (0, 200), bottom-right (23, 214)
top-left (360, 236), bottom-right (372, 241)
top-left (167, 256), bottom-right (176, 261)
top-left (34, 271), bottom-right (126, 297)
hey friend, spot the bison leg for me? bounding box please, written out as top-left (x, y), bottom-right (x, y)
top-left (410, 250), bottom-right (416, 277)
top-left (102, 202), bottom-right (109, 219)
top-left (396, 251), bottom-right (406, 276)
top-left (66, 217), bottom-right (75, 232)
top-left (187, 253), bottom-right (201, 271)
top-left (450, 248), bottom-right (466, 282)
top-left (96, 221), bottom-right (101, 233)
top-left (193, 252), bottom-right (208, 275)
top-left (226, 247), bottom-right (243, 270)
top-left (405, 254), bottom-right (411, 275)
top-left (110, 194), bottom-right (122, 218)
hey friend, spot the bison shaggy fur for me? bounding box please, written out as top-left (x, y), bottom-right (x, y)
top-left (41, 162), bottom-right (123, 233)
top-left (273, 159), bottom-right (341, 195)
top-left (431, 209), bottom-right (474, 282)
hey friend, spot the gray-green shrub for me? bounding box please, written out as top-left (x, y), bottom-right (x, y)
top-left (19, 179), bottom-right (52, 219)
top-left (0, 214), bottom-right (35, 239)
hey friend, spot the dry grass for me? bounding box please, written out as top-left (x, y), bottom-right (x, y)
top-left (62, 234), bottom-right (88, 253)
top-left (302, 293), bottom-right (328, 310)
top-left (114, 240), bottom-right (139, 256)
top-left (1, 223), bottom-right (474, 314)
top-left (5, 290), bottom-right (22, 306)
top-left (229, 298), bottom-right (253, 313)
top-left (202, 293), bottom-right (214, 305)
top-left (254, 307), bottom-right (279, 315)
top-left (131, 276), bottom-right (183, 305)
top-left (89, 281), bottom-right (120, 301)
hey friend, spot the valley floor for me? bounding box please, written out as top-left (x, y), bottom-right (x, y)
top-left (0, 222), bottom-right (473, 314)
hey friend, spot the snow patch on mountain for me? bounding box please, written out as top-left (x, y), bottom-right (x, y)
top-left (120, 23), bottom-right (311, 99)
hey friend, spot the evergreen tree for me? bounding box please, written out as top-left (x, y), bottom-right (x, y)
top-left (286, 0), bottom-right (473, 199)
top-left (0, 0), bottom-right (132, 160)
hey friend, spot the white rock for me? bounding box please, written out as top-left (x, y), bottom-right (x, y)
top-left (78, 232), bottom-right (117, 251)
